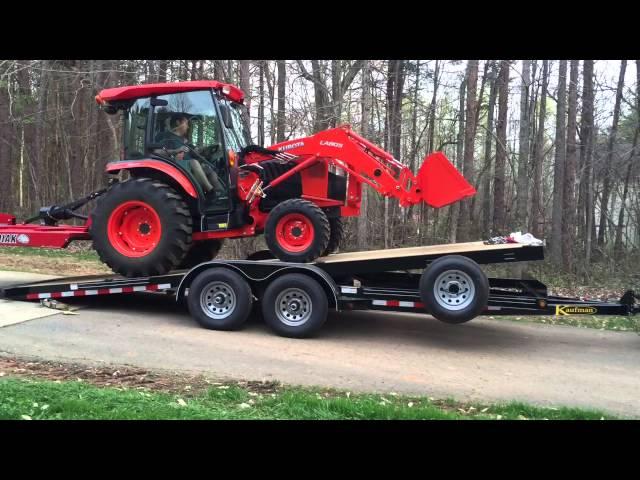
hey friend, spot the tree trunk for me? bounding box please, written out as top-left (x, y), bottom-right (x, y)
top-left (357, 61), bottom-right (371, 251)
top-left (614, 128), bottom-right (639, 260)
top-left (493, 61), bottom-right (509, 235)
top-left (276, 60), bottom-right (286, 143)
top-left (614, 61), bottom-right (640, 261)
top-left (515, 60), bottom-right (531, 231)
top-left (449, 75), bottom-right (466, 243)
top-left (258, 61), bottom-right (265, 146)
top-left (457, 60), bottom-right (478, 242)
top-left (427, 60), bottom-right (440, 153)
top-left (482, 61), bottom-right (498, 237)
top-left (597, 60), bottom-right (627, 247)
top-left (580, 60), bottom-right (595, 267)
top-left (550, 60), bottom-right (567, 264)
top-left (562, 60), bottom-right (579, 272)
top-left (239, 60), bottom-right (251, 112)
top-left (530, 60), bottom-right (548, 239)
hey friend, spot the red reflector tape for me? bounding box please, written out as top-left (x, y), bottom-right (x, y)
top-left (372, 299), bottom-right (424, 308)
top-left (20, 283), bottom-right (172, 301)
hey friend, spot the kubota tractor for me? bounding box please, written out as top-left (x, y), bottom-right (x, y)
top-left (0, 80), bottom-right (476, 277)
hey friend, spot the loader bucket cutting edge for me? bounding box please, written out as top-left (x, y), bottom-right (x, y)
top-left (417, 152), bottom-right (476, 208)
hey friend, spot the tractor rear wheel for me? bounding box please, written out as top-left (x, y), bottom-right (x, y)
top-left (264, 199), bottom-right (330, 263)
top-left (90, 178), bottom-right (193, 277)
top-left (179, 239), bottom-right (224, 269)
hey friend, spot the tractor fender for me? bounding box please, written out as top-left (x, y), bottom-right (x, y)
top-left (176, 261), bottom-right (340, 310)
top-left (106, 160), bottom-right (198, 198)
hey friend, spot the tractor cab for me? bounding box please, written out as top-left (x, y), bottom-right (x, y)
top-left (98, 82), bottom-right (252, 218)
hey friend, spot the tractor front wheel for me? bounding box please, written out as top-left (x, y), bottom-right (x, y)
top-left (90, 178), bottom-right (193, 277)
top-left (264, 199), bottom-right (330, 263)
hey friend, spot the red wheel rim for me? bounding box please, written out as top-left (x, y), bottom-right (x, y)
top-left (107, 201), bottom-right (162, 258)
top-left (275, 213), bottom-right (315, 253)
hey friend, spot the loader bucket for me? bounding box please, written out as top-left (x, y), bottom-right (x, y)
top-left (417, 152), bottom-right (476, 208)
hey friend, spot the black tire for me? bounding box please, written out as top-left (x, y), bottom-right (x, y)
top-left (90, 178), bottom-right (192, 277)
top-left (179, 239), bottom-right (224, 269)
top-left (187, 268), bottom-right (253, 330)
top-left (322, 217), bottom-right (344, 256)
top-left (419, 255), bottom-right (489, 324)
top-left (261, 273), bottom-right (328, 338)
top-left (264, 199), bottom-right (330, 263)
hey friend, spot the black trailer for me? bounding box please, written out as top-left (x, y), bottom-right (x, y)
top-left (2, 241), bottom-right (638, 338)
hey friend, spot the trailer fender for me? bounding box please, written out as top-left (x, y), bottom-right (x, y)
top-left (176, 261), bottom-right (340, 309)
top-left (106, 160), bottom-right (198, 198)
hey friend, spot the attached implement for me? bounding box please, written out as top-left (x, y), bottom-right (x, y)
top-left (0, 80), bottom-right (475, 277)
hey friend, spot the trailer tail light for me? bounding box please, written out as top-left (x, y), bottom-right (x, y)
top-left (0, 213), bottom-right (16, 225)
top-left (417, 152), bottom-right (477, 208)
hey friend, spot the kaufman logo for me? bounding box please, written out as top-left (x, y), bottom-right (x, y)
top-left (320, 140), bottom-right (344, 148)
top-left (278, 141), bottom-right (304, 152)
top-left (555, 305), bottom-right (597, 316)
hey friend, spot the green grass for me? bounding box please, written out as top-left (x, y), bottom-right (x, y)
top-left (0, 246), bottom-right (100, 262)
top-left (490, 314), bottom-right (639, 332)
top-left (0, 377), bottom-right (618, 420)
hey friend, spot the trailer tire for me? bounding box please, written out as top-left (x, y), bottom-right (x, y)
top-left (264, 199), bottom-right (330, 263)
top-left (322, 217), bottom-right (344, 256)
top-left (187, 268), bottom-right (253, 330)
top-left (419, 255), bottom-right (489, 324)
top-left (261, 273), bottom-right (328, 338)
top-left (90, 178), bottom-right (192, 277)
top-left (179, 239), bottom-right (224, 269)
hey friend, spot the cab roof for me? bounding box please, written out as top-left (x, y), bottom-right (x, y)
top-left (95, 80), bottom-right (244, 105)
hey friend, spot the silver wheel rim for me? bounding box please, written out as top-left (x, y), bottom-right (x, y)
top-left (275, 288), bottom-right (312, 326)
top-left (433, 269), bottom-right (475, 311)
top-left (200, 281), bottom-right (236, 319)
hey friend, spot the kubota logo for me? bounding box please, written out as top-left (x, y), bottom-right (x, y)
top-left (555, 305), bottom-right (597, 315)
top-left (0, 233), bottom-right (30, 245)
top-left (278, 141), bottom-right (304, 152)
top-left (320, 140), bottom-right (344, 148)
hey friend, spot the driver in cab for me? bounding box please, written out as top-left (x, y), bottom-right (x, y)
top-left (155, 114), bottom-right (224, 196)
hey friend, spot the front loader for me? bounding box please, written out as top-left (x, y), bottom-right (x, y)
top-left (0, 80), bottom-right (476, 277)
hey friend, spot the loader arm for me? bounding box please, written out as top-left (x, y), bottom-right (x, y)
top-left (267, 125), bottom-right (476, 209)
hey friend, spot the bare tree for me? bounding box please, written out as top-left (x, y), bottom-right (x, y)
top-left (597, 60), bottom-right (627, 247)
top-left (276, 60), bottom-right (286, 143)
top-left (515, 60), bottom-right (531, 231)
top-left (456, 60), bottom-right (479, 242)
top-left (562, 60), bottom-right (579, 271)
top-left (550, 60), bottom-right (567, 264)
top-left (493, 60), bottom-right (510, 234)
top-left (530, 60), bottom-right (549, 239)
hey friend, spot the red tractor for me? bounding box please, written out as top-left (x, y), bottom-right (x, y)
top-left (0, 80), bottom-right (476, 277)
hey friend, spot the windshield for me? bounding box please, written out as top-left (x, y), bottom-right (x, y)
top-left (219, 97), bottom-right (252, 151)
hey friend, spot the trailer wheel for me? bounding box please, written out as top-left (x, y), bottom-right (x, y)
top-left (179, 239), bottom-right (224, 269)
top-left (322, 217), bottom-right (344, 256)
top-left (419, 255), bottom-right (489, 324)
top-left (265, 199), bottom-right (330, 263)
top-left (187, 268), bottom-right (253, 330)
top-left (261, 273), bottom-right (328, 338)
top-left (90, 178), bottom-right (192, 277)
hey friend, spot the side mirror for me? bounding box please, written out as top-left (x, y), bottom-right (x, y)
top-left (219, 104), bottom-right (233, 129)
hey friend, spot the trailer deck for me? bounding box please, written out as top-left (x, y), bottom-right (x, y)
top-left (1, 241), bottom-right (637, 338)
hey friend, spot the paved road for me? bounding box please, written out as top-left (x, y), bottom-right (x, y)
top-left (0, 272), bottom-right (62, 327)
top-left (1, 290), bottom-right (639, 417)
